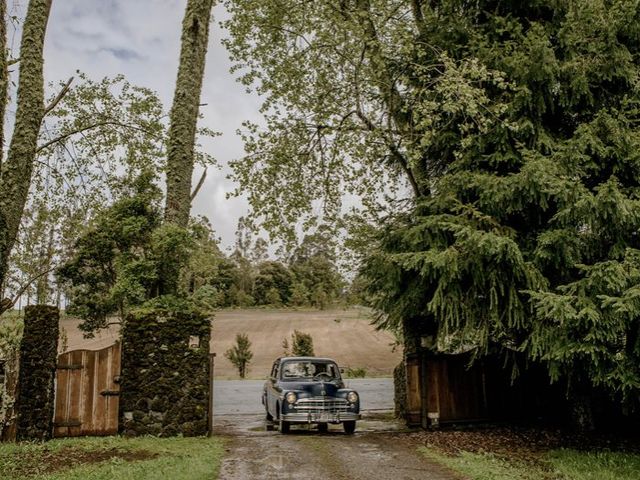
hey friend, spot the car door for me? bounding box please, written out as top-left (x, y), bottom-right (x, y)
top-left (266, 361), bottom-right (279, 417)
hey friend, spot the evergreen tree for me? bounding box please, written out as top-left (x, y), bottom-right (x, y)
top-left (225, 333), bottom-right (254, 378)
top-left (363, 1), bottom-right (640, 416)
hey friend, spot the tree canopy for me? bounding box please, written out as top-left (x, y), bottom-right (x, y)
top-left (225, 0), bottom-right (640, 406)
top-left (362, 0), bottom-right (640, 404)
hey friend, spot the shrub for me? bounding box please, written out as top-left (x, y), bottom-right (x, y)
top-left (291, 330), bottom-right (314, 357)
top-left (345, 367), bottom-right (367, 378)
top-left (225, 333), bottom-right (253, 378)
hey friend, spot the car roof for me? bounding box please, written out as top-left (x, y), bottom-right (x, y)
top-left (278, 356), bottom-right (337, 363)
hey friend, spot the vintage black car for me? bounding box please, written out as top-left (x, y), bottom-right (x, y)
top-left (262, 356), bottom-right (361, 434)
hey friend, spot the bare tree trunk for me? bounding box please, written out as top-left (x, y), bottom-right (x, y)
top-left (164, 0), bottom-right (214, 228)
top-left (0, 0), bottom-right (51, 308)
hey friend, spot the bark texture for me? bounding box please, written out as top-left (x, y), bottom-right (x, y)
top-left (0, 0), bottom-right (52, 301)
top-left (164, 0), bottom-right (214, 227)
top-left (0, 0), bottom-right (7, 171)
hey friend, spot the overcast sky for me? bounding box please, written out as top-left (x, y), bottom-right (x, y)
top-left (37, 0), bottom-right (260, 250)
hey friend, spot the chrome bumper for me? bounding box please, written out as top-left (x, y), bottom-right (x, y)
top-left (281, 411), bottom-right (360, 423)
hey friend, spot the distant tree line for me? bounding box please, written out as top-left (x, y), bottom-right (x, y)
top-left (55, 183), bottom-right (357, 334)
top-left (197, 219), bottom-right (349, 310)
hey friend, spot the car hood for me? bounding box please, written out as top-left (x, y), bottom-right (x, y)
top-left (281, 381), bottom-right (345, 397)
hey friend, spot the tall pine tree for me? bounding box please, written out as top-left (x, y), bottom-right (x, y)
top-left (364, 0), bottom-right (640, 417)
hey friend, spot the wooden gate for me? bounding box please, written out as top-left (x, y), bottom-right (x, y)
top-left (53, 343), bottom-right (121, 437)
top-left (405, 354), bottom-right (423, 426)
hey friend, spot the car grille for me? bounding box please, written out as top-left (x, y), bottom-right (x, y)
top-left (294, 397), bottom-right (350, 413)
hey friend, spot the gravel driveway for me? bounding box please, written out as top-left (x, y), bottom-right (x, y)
top-left (213, 379), bottom-right (463, 480)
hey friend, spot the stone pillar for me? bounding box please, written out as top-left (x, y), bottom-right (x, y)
top-left (393, 360), bottom-right (406, 419)
top-left (119, 298), bottom-right (211, 437)
top-left (16, 305), bottom-right (59, 441)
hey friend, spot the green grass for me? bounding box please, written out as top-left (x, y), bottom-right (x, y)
top-left (549, 449), bottom-right (640, 480)
top-left (0, 436), bottom-right (224, 480)
top-left (420, 447), bottom-right (549, 480)
top-left (420, 446), bottom-right (640, 480)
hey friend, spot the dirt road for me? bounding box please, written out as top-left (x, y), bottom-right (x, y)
top-left (214, 414), bottom-right (462, 480)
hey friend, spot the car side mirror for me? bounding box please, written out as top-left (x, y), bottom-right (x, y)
top-left (339, 368), bottom-right (345, 374)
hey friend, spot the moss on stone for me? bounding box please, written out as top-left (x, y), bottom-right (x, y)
top-left (15, 305), bottom-right (59, 441)
top-left (119, 296), bottom-right (211, 437)
top-left (393, 360), bottom-right (407, 420)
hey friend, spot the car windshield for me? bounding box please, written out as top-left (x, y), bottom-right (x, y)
top-left (280, 361), bottom-right (340, 381)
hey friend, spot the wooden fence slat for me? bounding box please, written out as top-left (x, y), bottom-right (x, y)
top-left (82, 350), bottom-right (96, 435)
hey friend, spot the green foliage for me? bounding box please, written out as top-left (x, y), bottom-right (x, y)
top-left (151, 223), bottom-right (195, 295)
top-left (345, 367), bottom-right (367, 378)
top-left (360, 0), bottom-right (640, 405)
top-left (281, 336), bottom-right (290, 356)
top-left (223, 0), bottom-right (422, 245)
top-left (253, 261), bottom-right (292, 305)
top-left (289, 281), bottom-right (310, 306)
top-left (191, 285), bottom-right (225, 313)
top-left (264, 287), bottom-right (282, 306)
top-left (0, 312), bottom-right (23, 360)
top-left (57, 173), bottom-right (163, 333)
top-left (196, 222), bottom-right (344, 309)
top-left (0, 313), bottom-right (22, 438)
top-left (291, 330), bottom-right (315, 357)
top-left (310, 286), bottom-right (328, 310)
top-left (289, 229), bottom-right (344, 307)
top-left (225, 333), bottom-right (253, 378)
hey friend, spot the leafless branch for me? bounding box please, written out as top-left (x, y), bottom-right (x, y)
top-left (35, 120), bottom-right (157, 153)
top-left (0, 267), bottom-right (55, 314)
top-left (43, 76), bottom-right (74, 117)
top-left (190, 167), bottom-right (207, 201)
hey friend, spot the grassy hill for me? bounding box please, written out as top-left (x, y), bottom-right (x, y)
top-left (60, 307), bottom-right (401, 379)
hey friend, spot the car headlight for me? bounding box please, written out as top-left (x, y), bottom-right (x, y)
top-left (347, 391), bottom-right (358, 404)
top-left (285, 392), bottom-right (297, 404)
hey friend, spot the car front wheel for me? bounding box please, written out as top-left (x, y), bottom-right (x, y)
top-left (280, 418), bottom-right (290, 434)
top-left (343, 421), bottom-right (356, 434)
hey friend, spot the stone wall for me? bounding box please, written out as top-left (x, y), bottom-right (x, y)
top-left (16, 305), bottom-right (59, 441)
top-left (393, 360), bottom-right (407, 419)
top-left (119, 298), bottom-right (211, 437)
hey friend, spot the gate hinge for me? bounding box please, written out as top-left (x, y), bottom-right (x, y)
top-left (53, 420), bottom-right (82, 427)
top-left (57, 364), bottom-right (83, 370)
top-left (100, 390), bottom-right (120, 396)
